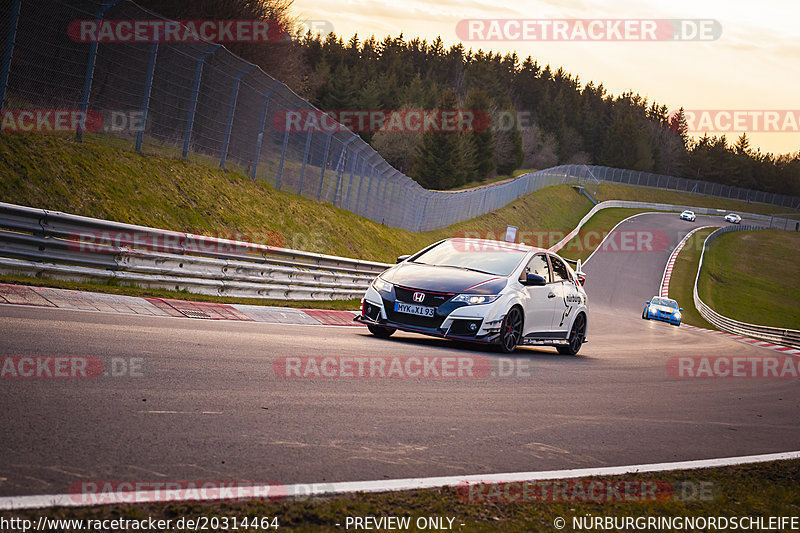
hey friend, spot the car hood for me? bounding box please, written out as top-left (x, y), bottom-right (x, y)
top-left (652, 304), bottom-right (678, 313)
top-left (381, 262), bottom-right (508, 294)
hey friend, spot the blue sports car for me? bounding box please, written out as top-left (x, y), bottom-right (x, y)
top-left (642, 296), bottom-right (682, 326)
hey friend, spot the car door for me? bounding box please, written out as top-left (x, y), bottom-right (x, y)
top-left (519, 253), bottom-right (560, 336)
top-left (548, 254), bottom-right (577, 333)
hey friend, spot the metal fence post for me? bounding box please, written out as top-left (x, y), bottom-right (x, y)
top-left (316, 132), bottom-right (333, 200)
top-left (220, 65), bottom-right (254, 170)
top-left (182, 44), bottom-right (219, 159)
top-left (364, 165), bottom-right (375, 217)
top-left (345, 145), bottom-right (367, 210)
top-left (297, 129), bottom-right (313, 195)
top-left (331, 135), bottom-right (358, 206)
top-left (76, 0), bottom-right (120, 142)
top-left (250, 84), bottom-right (280, 180)
top-left (354, 156), bottom-right (368, 215)
top-left (135, 25), bottom-right (169, 153)
top-left (0, 0), bottom-right (21, 118)
top-left (275, 117), bottom-right (291, 190)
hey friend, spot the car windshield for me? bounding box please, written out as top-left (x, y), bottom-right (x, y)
top-left (651, 297), bottom-right (678, 309)
top-left (411, 240), bottom-right (528, 277)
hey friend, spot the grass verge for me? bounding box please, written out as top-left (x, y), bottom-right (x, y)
top-left (5, 460), bottom-right (799, 532)
top-left (698, 230), bottom-right (800, 330)
top-left (3, 133), bottom-right (798, 311)
top-left (446, 169), bottom-right (535, 191)
top-left (0, 134), bottom-right (591, 263)
top-left (667, 227), bottom-right (719, 330)
top-left (558, 207), bottom-right (654, 263)
top-left (597, 183), bottom-right (795, 217)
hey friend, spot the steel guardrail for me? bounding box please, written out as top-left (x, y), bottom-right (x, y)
top-left (693, 225), bottom-right (800, 348)
top-left (0, 201), bottom-right (390, 300)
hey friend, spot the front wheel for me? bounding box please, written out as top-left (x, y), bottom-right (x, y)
top-left (557, 313), bottom-right (586, 355)
top-left (498, 306), bottom-right (523, 353)
top-left (368, 324), bottom-right (396, 338)
top-left (642, 307), bottom-right (649, 319)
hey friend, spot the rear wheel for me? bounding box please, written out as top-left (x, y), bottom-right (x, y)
top-left (368, 324), bottom-right (396, 338)
top-left (498, 307), bottom-right (523, 353)
top-left (557, 313), bottom-right (586, 355)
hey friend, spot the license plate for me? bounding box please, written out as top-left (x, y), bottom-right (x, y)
top-left (395, 302), bottom-right (435, 317)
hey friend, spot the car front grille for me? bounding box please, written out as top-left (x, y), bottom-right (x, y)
top-left (383, 298), bottom-right (445, 329)
top-left (394, 286), bottom-right (454, 307)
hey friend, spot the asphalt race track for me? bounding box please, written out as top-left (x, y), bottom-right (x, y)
top-left (1, 213), bottom-right (798, 498)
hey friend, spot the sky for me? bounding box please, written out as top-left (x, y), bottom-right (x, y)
top-left (291, 0), bottom-right (799, 156)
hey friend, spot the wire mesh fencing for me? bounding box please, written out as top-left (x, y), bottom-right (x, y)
top-left (1, 0), bottom-right (798, 235)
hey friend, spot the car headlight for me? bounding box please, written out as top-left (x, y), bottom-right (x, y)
top-left (452, 294), bottom-right (500, 305)
top-left (372, 277), bottom-right (393, 293)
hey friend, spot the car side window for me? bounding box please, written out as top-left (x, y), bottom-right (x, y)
top-left (549, 256), bottom-right (570, 283)
top-left (521, 254), bottom-right (550, 283)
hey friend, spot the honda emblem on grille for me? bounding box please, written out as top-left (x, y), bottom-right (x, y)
top-left (412, 292), bottom-right (425, 303)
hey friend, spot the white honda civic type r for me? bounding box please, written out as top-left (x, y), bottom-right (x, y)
top-left (355, 238), bottom-right (589, 355)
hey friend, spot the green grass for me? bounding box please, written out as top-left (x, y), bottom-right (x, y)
top-left (5, 460), bottom-right (799, 532)
top-left (447, 168), bottom-right (535, 191)
top-left (3, 132), bottom-right (799, 311)
top-left (698, 230), bottom-right (800, 329)
top-left (597, 183), bottom-right (795, 217)
top-left (668, 227), bottom-right (719, 329)
top-left (558, 207), bottom-right (654, 263)
top-left (0, 134), bottom-right (591, 263)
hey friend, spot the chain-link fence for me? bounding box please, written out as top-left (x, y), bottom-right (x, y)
top-left (574, 165), bottom-right (800, 210)
top-left (1, 0), bottom-right (798, 235)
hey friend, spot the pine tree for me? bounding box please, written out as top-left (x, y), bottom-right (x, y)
top-left (464, 88), bottom-right (495, 179)
top-left (411, 89), bottom-right (464, 189)
top-left (495, 106), bottom-right (524, 175)
top-left (735, 133), bottom-right (751, 154)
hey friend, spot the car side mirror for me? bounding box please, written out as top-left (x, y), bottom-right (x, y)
top-left (645, 301), bottom-right (650, 305)
top-left (396, 255), bottom-right (411, 263)
top-left (577, 274), bottom-right (586, 286)
top-left (679, 308), bottom-right (684, 312)
top-left (523, 273), bottom-right (547, 286)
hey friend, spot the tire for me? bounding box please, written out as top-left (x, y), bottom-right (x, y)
top-left (498, 306), bottom-right (523, 353)
top-left (367, 324), bottom-right (396, 338)
top-left (642, 308), bottom-right (649, 320)
top-left (557, 313), bottom-right (587, 356)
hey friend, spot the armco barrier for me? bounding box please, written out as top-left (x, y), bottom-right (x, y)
top-left (548, 200), bottom-right (787, 253)
top-left (0, 199), bottom-right (794, 302)
top-left (693, 225), bottom-right (800, 348)
top-left (0, 201), bottom-right (390, 300)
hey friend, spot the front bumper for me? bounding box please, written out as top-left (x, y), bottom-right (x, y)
top-left (357, 285), bottom-right (506, 344)
top-left (647, 308), bottom-right (681, 325)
